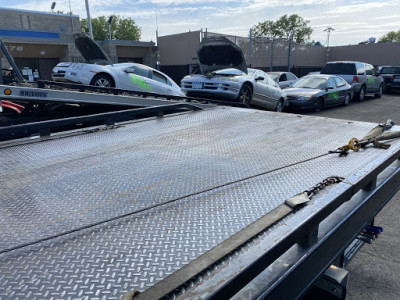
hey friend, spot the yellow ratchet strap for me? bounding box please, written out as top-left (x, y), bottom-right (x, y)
top-left (338, 137), bottom-right (361, 152)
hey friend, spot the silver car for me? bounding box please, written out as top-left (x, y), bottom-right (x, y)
top-left (320, 61), bottom-right (384, 101)
top-left (267, 72), bottom-right (298, 89)
top-left (181, 36), bottom-right (287, 112)
top-left (52, 33), bottom-right (184, 97)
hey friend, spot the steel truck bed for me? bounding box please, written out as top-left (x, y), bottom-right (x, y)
top-left (1, 106), bottom-right (400, 299)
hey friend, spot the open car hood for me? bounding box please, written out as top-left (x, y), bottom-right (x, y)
top-left (73, 33), bottom-right (112, 65)
top-left (197, 36), bottom-right (247, 75)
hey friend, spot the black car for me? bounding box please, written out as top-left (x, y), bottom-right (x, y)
top-left (379, 66), bottom-right (400, 92)
top-left (285, 74), bottom-right (353, 112)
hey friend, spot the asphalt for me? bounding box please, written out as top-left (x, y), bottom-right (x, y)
top-left (303, 91), bottom-right (400, 300)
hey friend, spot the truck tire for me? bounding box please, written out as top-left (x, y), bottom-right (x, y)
top-left (375, 84), bottom-right (383, 98)
top-left (357, 86), bottom-right (366, 101)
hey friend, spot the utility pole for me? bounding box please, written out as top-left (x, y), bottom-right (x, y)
top-left (249, 28), bottom-right (253, 68)
top-left (287, 31), bottom-right (293, 72)
top-left (85, 0), bottom-right (94, 39)
top-left (270, 37), bottom-right (274, 72)
top-left (108, 16), bottom-right (114, 41)
top-left (324, 26), bottom-right (335, 62)
top-left (155, 1), bottom-right (160, 70)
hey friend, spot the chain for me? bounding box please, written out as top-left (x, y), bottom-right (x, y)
top-left (303, 176), bottom-right (345, 199)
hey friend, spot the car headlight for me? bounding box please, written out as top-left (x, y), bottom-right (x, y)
top-left (56, 62), bottom-right (72, 67)
top-left (222, 77), bottom-right (238, 82)
top-left (72, 64), bottom-right (84, 70)
top-left (297, 96), bottom-right (311, 100)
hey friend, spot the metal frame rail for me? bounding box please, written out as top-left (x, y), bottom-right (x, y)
top-left (36, 80), bottom-right (249, 108)
top-left (0, 103), bottom-right (202, 141)
top-left (128, 152), bottom-right (400, 300)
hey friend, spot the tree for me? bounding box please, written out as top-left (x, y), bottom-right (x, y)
top-left (81, 15), bottom-right (141, 41)
top-left (252, 14), bottom-right (313, 44)
top-left (379, 29), bottom-right (400, 42)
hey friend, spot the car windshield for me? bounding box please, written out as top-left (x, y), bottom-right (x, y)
top-left (291, 77), bottom-right (327, 89)
top-left (380, 67), bottom-right (400, 74)
top-left (267, 73), bottom-right (280, 80)
top-left (213, 68), bottom-right (246, 76)
top-left (321, 63), bottom-right (356, 75)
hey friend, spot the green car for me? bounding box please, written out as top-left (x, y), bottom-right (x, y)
top-left (285, 74), bottom-right (354, 112)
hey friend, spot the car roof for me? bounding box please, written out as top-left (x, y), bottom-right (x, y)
top-left (303, 74), bottom-right (339, 79)
top-left (112, 62), bottom-right (151, 69)
top-left (326, 61), bottom-right (366, 64)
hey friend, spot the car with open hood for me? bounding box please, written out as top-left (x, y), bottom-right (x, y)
top-left (285, 74), bottom-right (353, 112)
top-left (181, 36), bottom-right (287, 112)
top-left (51, 33), bottom-right (184, 97)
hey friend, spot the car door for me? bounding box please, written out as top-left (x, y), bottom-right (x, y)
top-left (278, 73), bottom-right (288, 88)
top-left (365, 64), bottom-right (380, 92)
top-left (252, 71), bottom-right (272, 108)
top-left (286, 73), bottom-right (298, 88)
top-left (150, 70), bottom-right (175, 95)
top-left (119, 65), bottom-right (153, 93)
top-left (334, 77), bottom-right (347, 103)
top-left (325, 78), bottom-right (340, 106)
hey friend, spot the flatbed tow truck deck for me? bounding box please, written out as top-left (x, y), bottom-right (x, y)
top-left (1, 104), bottom-right (400, 299)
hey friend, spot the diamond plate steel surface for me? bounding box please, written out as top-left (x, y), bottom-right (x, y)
top-left (1, 107), bottom-right (400, 299)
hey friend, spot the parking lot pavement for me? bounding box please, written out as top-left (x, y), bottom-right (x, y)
top-left (303, 92), bottom-right (400, 300)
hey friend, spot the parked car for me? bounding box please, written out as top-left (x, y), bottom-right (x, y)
top-left (267, 72), bottom-right (298, 89)
top-left (320, 61), bottom-right (383, 101)
top-left (52, 33), bottom-right (184, 97)
top-left (284, 74), bottom-right (353, 112)
top-left (181, 36), bottom-right (287, 112)
top-left (378, 66), bottom-right (400, 92)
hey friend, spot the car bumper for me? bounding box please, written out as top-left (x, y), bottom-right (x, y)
top-left (385, 82), bottom-right (400, 90)
top-left (287, 99), bottom-right (316, 110)
top-left (51, 68), bottom-right (87, 84)
top-left (181, 81), bottom-right (241, 100)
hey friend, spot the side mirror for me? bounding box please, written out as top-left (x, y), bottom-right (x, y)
top-left (255, 76), bottom-right (264, 81)
top-left (326, 86), bottom-right (334, 90)
top-left (124, 68), bottom-right (135, 74)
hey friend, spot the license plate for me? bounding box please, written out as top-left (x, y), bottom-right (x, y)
top-left (192, 82), bottom-right (203, 89)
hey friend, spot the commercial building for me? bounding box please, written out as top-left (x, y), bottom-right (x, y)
top-left (0, 8), bottom-right (156, 81)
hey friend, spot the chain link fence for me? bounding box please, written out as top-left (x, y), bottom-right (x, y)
top-left (204, 31), bottom-right (325, 77)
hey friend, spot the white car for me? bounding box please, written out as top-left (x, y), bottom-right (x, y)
top-left (52, 33), bottom-right (184, 97)
top-left (181, 36), bottom-right (287, 112)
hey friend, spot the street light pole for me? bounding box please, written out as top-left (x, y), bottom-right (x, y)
top-left (324, 26), bottom-right (335, 62)
top-left (108, 16), bottom-right (114, 41)
top-left (85, 0), bottom-right (94, 39)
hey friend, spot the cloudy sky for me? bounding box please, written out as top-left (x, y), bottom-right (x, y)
top-left (1, 0), bottom-right (399, 46)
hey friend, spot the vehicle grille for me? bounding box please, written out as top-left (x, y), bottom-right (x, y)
top-left (183, 82), bottom-right (230, 90)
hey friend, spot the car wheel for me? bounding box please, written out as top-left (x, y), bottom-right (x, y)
top-left (343, 93), bottom-right (351, 106)
top-left (237, 84), bottom-right (252, 105)
top-left (275, 99), bottom-right (284, 112)
top-left (91, 74), bottom-right (114, 88)
top-left (374, 84), bottom-right (383, 98)
top-left (314, 98), bottom-right (324, 112)
top-left (358, 86), bottom-right (365, 101)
